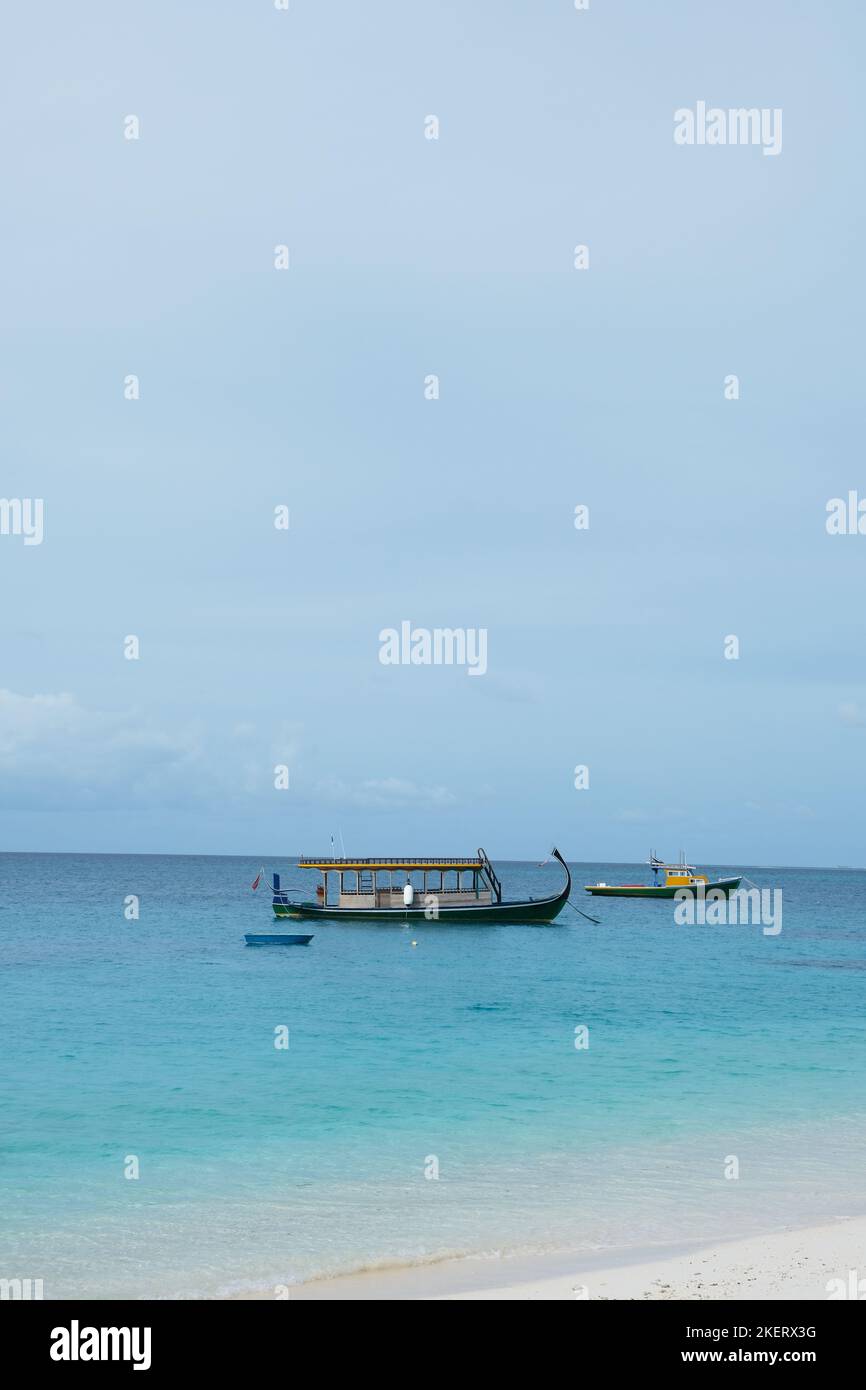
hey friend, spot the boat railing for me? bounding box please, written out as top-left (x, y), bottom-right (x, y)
top-left (271, 874), bottom-right (305, 901)
top-left (477, 847), bottom-right (502, 902)
top-left (298, 855), bottom-right (485, 867)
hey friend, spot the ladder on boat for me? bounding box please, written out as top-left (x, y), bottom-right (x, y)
top-left (477, 847), bottom-right (502, 903)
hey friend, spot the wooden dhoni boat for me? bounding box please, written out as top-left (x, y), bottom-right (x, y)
top-left (271, 848), bottom-right (571, 923)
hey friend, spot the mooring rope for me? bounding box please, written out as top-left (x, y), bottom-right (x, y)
top-left (567, 898), bottom-right (601, 924)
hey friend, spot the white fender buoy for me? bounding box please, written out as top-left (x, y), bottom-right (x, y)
top-left (403, 882), bottom-right (414, 906)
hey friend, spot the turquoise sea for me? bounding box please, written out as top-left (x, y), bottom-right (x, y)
top-left (1, 853), bottom-right (865, 1298)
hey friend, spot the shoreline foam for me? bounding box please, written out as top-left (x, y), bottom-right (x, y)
top-left (246, 1218), bottom-right (866, 1301)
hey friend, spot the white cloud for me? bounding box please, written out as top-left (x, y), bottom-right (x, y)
top-left (315, 775), bottom-right (457, 809)
top-left (0, 692), bottom-right (460, 821)
top-left (0, 689), bottom-right (210, 809)
top-left (613, 807), bottom-right (686, 824)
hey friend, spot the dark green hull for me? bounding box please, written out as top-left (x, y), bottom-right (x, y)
top-left (274, 897), bottom-right (567, 923)
top-left (585, 876), bottom-right (742, 899)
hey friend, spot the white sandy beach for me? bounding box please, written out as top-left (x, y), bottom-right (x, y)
top-left (280, 1218), bottom-right (866, 1300)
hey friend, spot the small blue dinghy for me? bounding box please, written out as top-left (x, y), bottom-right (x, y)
top-left (244, 933), bottom-right (313, 946)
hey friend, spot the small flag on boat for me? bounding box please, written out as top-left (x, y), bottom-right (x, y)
top-left (251, 866), bottom-right (264, 891)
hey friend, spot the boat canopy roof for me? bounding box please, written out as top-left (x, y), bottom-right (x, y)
top-left (299, 855), bottom-right (484, 871)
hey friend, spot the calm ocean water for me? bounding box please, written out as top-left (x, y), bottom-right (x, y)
top-left (1, 852), bottom-right (865, 1298)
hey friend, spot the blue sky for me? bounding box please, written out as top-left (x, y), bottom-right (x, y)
top-left (2, 1), bottom-right (864, 864)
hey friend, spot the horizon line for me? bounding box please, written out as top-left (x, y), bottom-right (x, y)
top-left (0, 850), bottom-right (861, 873)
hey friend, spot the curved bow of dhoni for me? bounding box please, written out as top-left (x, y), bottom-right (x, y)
top-left (271, 847), bottom-right (572, 923)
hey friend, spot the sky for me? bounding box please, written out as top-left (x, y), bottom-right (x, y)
top-left (1, 1), bottom-right (864, 865)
